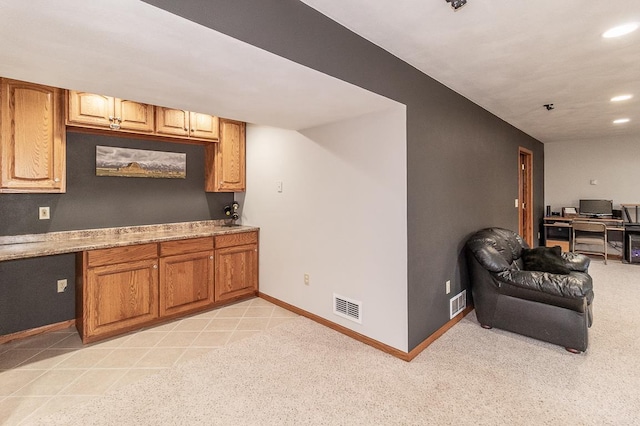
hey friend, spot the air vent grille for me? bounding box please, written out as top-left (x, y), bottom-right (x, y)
top-left (450, 290), bottom-right (467, 319)
top-left (333, 294), bottom-right (362, 324)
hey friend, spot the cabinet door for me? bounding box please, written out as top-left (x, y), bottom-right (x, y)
top-left (189, 112), bottom-right (219, 141)
top-left (205, 119), bottom-right (245, 192)
top-left (155, 106), bottom-right (189, 137)
top-left (85, 259), bottom-right (159, 339)
top-left (67, 91), bottom-right (114, 128)
top-left (159, 250), bottom-right (214, 317)
top-left (115, 99), bottom-right (154, 133)
top-left (1, 79), bottom-right (65, 192)
top-left (214, 243), bottom-right (258, 302)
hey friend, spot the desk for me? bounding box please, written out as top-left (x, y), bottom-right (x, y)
top-left (543, 216), bottom-right (624, 257)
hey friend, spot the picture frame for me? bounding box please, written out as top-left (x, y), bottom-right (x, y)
top-left (562, 207), bottom-right (578, 218)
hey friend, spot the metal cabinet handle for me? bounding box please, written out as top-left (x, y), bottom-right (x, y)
top-left (209, 255), bottom-right (213, 259)
top-left (153, 264), bottom-right (158, 269)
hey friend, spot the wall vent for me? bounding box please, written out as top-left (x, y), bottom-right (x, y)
top-left (333, 293), bottom-right (362, 324)
top-left (450, 290), bottom-right (467, 319)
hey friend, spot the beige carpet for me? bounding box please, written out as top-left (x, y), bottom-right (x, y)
top-left (32, 261), bottom-right (640, 425)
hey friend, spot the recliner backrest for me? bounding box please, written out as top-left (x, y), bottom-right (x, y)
top-left (466, 228), bottom-right (528, 272)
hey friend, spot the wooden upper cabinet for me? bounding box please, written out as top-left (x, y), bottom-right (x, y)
top-left (205, 118), bottom-right (246, 192)
top-left (155, 107), bottom-right (189, 137)
top-left (67, 91), bottom-right (154, 133)
top-left (155, 107), bottom-right (219, 141)
top-left (0, 78), bottom-right (66, 193)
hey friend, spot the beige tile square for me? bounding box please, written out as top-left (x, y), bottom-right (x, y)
top-left (215, 307), bottom-right (248, 318)
top-left (16, 349), bottom-right (75, 370)
top-left (55, 348), bottom-right (113, 369)
top-left (228, 299), bottom-right (254, 308)
top-left (143, 320), bottom-right (178, 332)
top-left (205, 318), bottom-right (240, 331)
top-left (228, 330), bottom-right (260, 344)
top-left (187, 309), bottom-right (219, 319)
top-left (94, 348), bottom-right (150, 368)
top-left (60, 369), bottom-right (128, 396)
top-left (50, 333), bottom-right (84, 349)
top-left (110, 368), bottom-right (166, 390)
top-left (155, 332), bottom-right (199, 348)
top-left (121, 331), bottom-right (168, 348)
top-left (271, 306), bottom-right (299, 318)
top-left (12, 369), bottom-right (85, 396)
top-left (28, 395), bottom-right (95, 422)
top-left (236, 317), bottom-right (269, 331)
top-left (0, 369), bottom-right (46, 396)
top-left (91, 334), bottom-right (132, 349)
top-left (267, 317), bottom-right (296, 329)
top-left (190, 332), bottom-right (232, 347)
top-left (244, 306), bottom-right (274, 318)
top-left (9, 333), bottom-right (70, 350)
top-left (250, 298), bottom-right (275, 307)
top-left (172, 318), bottom-right (211, 332)
top-left (0, 396), bottom-right (49, 425)
top-left (0, 349), bottom-right (41, 369)
top-left (177, 348), bottom-right (214, 364)
top-left (135, 348), bottom-right (185, 368)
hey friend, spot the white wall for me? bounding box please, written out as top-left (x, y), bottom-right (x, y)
top-left (545, 137), bottom-right (640, 214)
top-left (239, 107), bottom-right (408, 351)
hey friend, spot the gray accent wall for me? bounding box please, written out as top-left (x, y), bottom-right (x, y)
top-left (144, 0), bottom-right (544, 351)
top-left (1, 132), bottom-right (232, 334)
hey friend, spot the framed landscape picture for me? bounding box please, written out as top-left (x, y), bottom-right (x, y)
top-left (96, 146), bottom-right (186, 179)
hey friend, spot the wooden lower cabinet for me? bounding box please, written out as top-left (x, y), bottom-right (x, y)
top-left (78, 243), bottom-right (160, 343)
top-left (77, 231), bottom-right (258, 343)
top-left (214, 232), bottom-right (258, 302)
top-left (159, 238), bottom-right (214, 317)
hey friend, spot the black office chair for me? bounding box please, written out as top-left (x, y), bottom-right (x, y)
top-left (572, 221), bottom-right (608, 264)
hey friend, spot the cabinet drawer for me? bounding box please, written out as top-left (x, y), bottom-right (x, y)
top-left (160, 237), bottom-right (214, 257)
top-left (215, 231), bottom-right (258, 249)
top-left (87, 243), bottom-right (158, 267)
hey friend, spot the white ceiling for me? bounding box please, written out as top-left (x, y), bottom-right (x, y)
top-left (0, 0), bottom-right (397, 131)
top-left (300, 0), bottom-right (640, 143)
top-left (1, 1), bottom-right (638, 143)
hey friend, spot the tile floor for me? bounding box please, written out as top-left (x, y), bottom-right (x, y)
top-left (0, 297), bottom-right (298, 425)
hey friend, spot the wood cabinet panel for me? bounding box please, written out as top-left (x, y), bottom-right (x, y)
top-left (87, 243), bottom-right (158, 268)
top-left (1, 78), bottom-right (65, 192)
top-left (159, 250), bottom-right (214, 316)
top-left (67, 91), bottom-right (153, 132)
top-left (205, 118), bottom-right (245, 192)
top-left (189, 112), bottom-right (219, 141)
top-left (215, 242), bottom-right (258, 302)
top-left (85, 259), bottom-right (159, 338)
top-left (155, 106), bottom-right (189, 137)
top-left (160, 237), bottom-right (213, 257)
top-left (215, 231), bottom-right (258, 249)
top-left (115, 99), bottom-right (154, 132)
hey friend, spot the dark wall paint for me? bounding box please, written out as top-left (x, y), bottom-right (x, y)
top-left (1, 132), bottom-right (232, 334)
top-left (146, 0), bottom-right (544, 350)
top-left (0, 254), bottom-right (75, 335)
top-left (1, 132), bottom-right (233, 236)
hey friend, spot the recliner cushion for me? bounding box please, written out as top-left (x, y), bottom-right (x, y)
top-left (521, 246), bottom-right (571, 274)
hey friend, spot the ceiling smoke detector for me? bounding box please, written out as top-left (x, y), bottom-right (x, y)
top-left (446, 0), bottom-right (467, 11)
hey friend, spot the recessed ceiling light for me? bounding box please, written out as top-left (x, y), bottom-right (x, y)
top-left (613, 118), bottom-right (631, 124)
top-left (602, 23), bottom-right (639, 38)
top-left (611, 94), bottom-right (633, 102)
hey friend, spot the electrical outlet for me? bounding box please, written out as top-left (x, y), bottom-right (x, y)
top-left (39, 206), bottom-right (50, 220)
top-left (276, 181), bottom-right (283, 193)
top-left (57, 279), bottom-right (68, 293)
top-left (446, 280), bottom-right (451, 294)
top-left (304, 273), bottom-right (310, 285)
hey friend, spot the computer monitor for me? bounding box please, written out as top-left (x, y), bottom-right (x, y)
top-left (579, 199), bottom-right (613, 217)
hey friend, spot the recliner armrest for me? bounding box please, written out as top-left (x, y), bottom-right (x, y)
top-left (496, 269), bottom-right (593, 299)
top-left (561, 252), bottom-right (590, 272)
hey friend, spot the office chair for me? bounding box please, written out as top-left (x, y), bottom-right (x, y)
top-left (572, 221), bottom-right (608, 264)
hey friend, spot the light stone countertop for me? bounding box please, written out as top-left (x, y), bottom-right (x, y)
top-left (0, 220), bottom-right (259, 262)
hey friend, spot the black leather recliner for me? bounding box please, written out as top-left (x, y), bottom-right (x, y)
top-left (466, 228), bottom-right (594, 353)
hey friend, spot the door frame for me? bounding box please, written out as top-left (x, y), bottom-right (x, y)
top-left (518, 147), bottom-right (534, 247)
